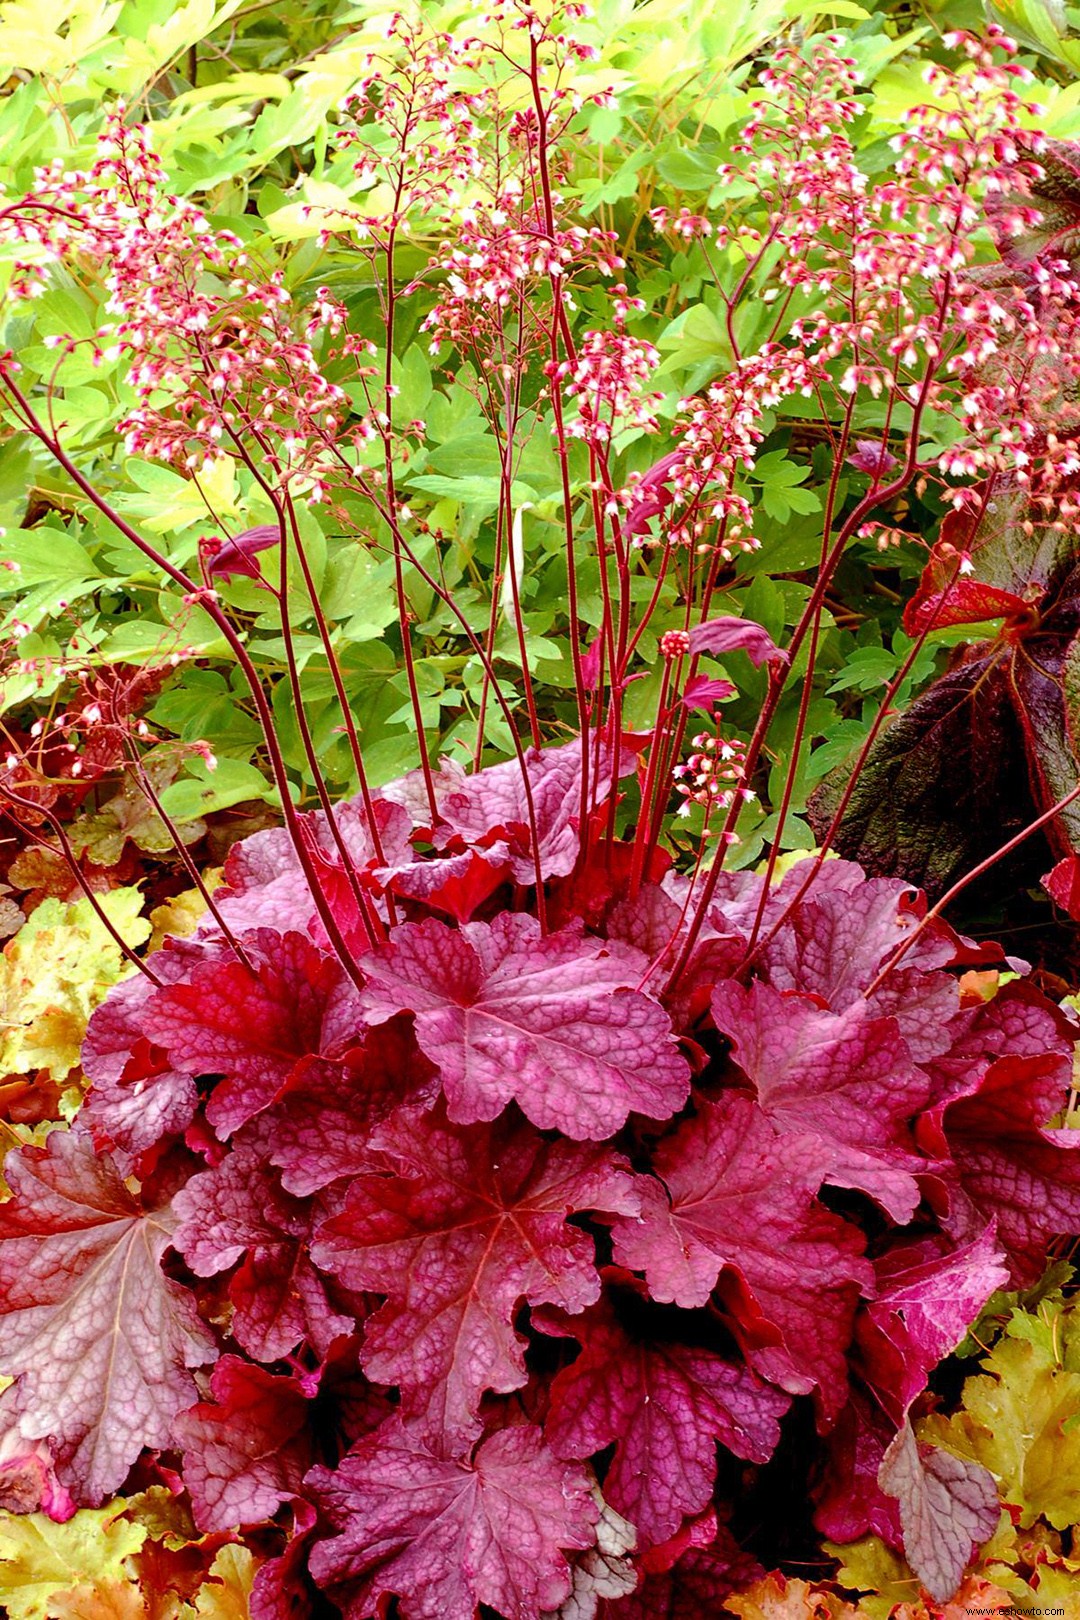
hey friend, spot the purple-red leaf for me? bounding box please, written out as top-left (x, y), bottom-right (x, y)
top-left (623, 450), bottom-right (683, 543)
top-left (0, 1128), bottom-right (213, 1502)
top-left (0, 1429), bottom-right (75, 1521)
top-left (140, 930), bottom-right (362, 1136)
top-left (855, 1229), bottom-right (1009, 1426)
top-left (81, 942), bottom-right (212, 1156)
top-left (901, 540), bottom-right (1032, 636)
top-left (541, 1275), bottom-right (788, 1546)
top-left (846, 440), bottom-right (899, 477)
top-left (175, 1355), bottom-right (311, 1532)
top-left (928, 1052), bottom-right (1080, 1285)
top-left (313, 1105), bottom-right (638, 1441)
top-left (610, 1096), bottom-right (871, 1424)
top-left (679, 673), bottom-right (736, 713)
top-left (758, 876), bottom-right (969, 1063)
top-left (307, 1417), bottom-right (597, 1620)
top-left (813, 1386), bottom-right (903, 1547)
top-left (215, 800), bottom-right (413, 946)
top-left (926, 979), bottom-right (1071, 1107)
top-left (380, 846), bottom-right (510, 923)
top-left (173, 1145), bottom-right (353, 1360)
top-left (688, 616), bottom-right (784, 667)
top-left (599, 1511), bottom-right (763, 1619)
top-left (877, 1420), bottom-right (999, 1603)
top-left (358, 913), bottom-right (689, 1139)
top-left (711, 981), bottom-right (929, 1221)
top-left (264, 1018), bottom-right (437, 1197)
top-left (201, 523), bottom-right (280, 585)
top-left (384, 737), bottom-right (642, 883)
top-left (1043, 852), bottom-right (1080, 918)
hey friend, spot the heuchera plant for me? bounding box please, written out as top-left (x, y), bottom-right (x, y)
top-left (2, 10), bottom-right (1080, 1617)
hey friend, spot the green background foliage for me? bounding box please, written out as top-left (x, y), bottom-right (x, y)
top-left (11, 0), bottom-right (1080, 860)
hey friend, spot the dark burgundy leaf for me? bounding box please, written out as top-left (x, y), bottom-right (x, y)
top-left (610, 1096), bottom-right (871, 1424)
top-left (358, 913), bottom-right (689, 1139)
top-left (808, 650), bottom-right (1035, 900)
top-left (0, 1128), bottom-right (213, 1502)
top-left (1008, 578), bottom-right (1080, 858)
top-left (312, 1106), bottom-right (638, 1441)
top-left (985, 136), bottom-right (1080, 272)
top-left (922, 473), bottom-right (1075, 602)
top-left (175, 1355), bottom-right (311, 1532)
top-left (307, 1417), bottom-right (597, 1620)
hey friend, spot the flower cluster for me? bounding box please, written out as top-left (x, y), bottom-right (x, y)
top-left (0, 120), bottom-right (372, 494)
top-left (552, 326), bottom-right (662, 446)
top-left (672, 726), bottom-right (751, 821)
top-left (620, 30), bottom-right (1080, 573)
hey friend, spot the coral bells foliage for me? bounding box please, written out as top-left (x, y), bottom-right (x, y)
top-left (2, 749), bottom-right (1080, 1615)
top-left (7, 14), bottom-right (1080, 1620)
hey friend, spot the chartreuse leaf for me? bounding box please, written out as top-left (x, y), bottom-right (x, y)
top-left (0, 890), bottom-right (150, 1082)
top-left (0, 1503), bottom-right (145, 1620)
top-left (825, 1534), bottom-right (919, 1618)
top-left (919, 1300), bottom-right (1080, 1530)
top-left (185, 1544), bottom-right (256, 1620)
top-left (986, 0), bottom-right (1067, 56)
top-left (0, 0), bottom-right (122, 81)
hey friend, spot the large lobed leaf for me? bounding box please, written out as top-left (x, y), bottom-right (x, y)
top-left (358, 913), bottom-right (689, 1139)
top-left (610, 1096), bottom-right (872, 1425)
top-left (541, 1274), bottom-right (789, 1547)
top-left (0, 1129), bottom-right (213, 1503)
top-left (313, 1105), bottom-right (639, 1441)
top-left (307, 1419), bottom-right (598, 1620)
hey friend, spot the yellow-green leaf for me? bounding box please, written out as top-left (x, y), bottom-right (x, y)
top-left (0, 1505), bottom-right (145, 1620)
